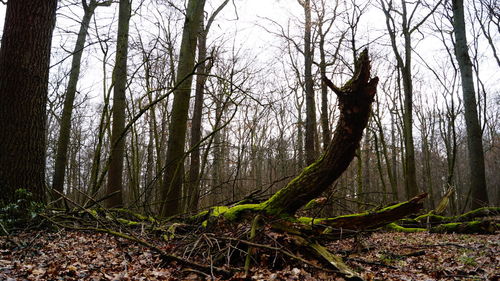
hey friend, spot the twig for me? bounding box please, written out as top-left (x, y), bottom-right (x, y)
top-left (220, 236), bottom-right (337, 273)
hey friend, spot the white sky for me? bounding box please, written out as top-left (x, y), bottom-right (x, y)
top-left (0, 1), bottom-right (498, 99)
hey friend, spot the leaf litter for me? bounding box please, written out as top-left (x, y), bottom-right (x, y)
top-left (1, 230), bottom-right (498, 280)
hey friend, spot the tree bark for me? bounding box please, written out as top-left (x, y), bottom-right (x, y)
top-left (0, 0), bottom-right (57, 204)
top-left (301, 0), bottom-right (318, 165)
top-left (52, 0), bottom-right (100, 201)
top-left (452, 0), bottom-right (489, 209)
top-left (161, 0), bottom-right (206, 217)
top-left (106, 0), bottom-right (131, 208)
top-left (263, 50), bottom-right (378, 216)
top-left (186, 0), bottom-right (229, 213)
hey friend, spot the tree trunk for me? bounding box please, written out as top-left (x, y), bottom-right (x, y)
top-left (302, 0), bottom-right (318, 165)
top-left (263, 50), bottom-right (378, 216)
top-left (161, 0), bottom-right (206, 217)
top-left (186, 0), bottom-right (229, 213)
top-left (381, 0), bottom-right (419, 198)
top-left (318, 25), bottom-right (331, 151)
top-left (106, 0), bottom-right (131, 208)
top-left (452, 0), bottom-right (489, 209)
top-left (0, 0), bottom-right (57, 204)
top-left (52, 0), bottom-right (99, 201)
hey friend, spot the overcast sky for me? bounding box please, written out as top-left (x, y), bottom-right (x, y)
top-left (0, 1), bottom-right (498, 94)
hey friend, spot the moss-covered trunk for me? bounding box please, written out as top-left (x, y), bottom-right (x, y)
top-left (262, 49), bottom-right (378, 216)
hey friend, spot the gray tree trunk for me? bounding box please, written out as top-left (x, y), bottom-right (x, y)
top-left (452, 0), bottom-right (489, 208)
top-left (186, 0), bottom-right (229, 213)
top-left (106, 0), bottom-right (131, 208)
top-left (301, 0), bottom-right (318, 165)
top-left (381, 0), bottom-right (419, 198)
top-left (161, 0), bottom-right (206, 217)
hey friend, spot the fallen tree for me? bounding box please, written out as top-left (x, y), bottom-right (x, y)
top-left (390, 206), bottom-right (500, 234)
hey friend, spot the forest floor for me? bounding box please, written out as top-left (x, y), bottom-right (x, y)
top-left (0, 229), bottom-right (498, 281)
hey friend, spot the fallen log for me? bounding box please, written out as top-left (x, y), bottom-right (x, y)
top-left (297, 193), bottom-right (427, 232)
top-left (430, 220), bottom-right (496, 234)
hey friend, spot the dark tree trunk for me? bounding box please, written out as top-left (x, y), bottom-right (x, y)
top-left (0, 0), bottom-right (57, 204)
top-left (186, 0), bottom-right (229, 213)
top-left (263, 50), bottom-right (378, 215)
top-left (107, 0), bottom-right (131, 208)
top-left (302, 0), bottom-right (318, 165)
top-left (452, 0), bottom-right (489, 209)
top-left (161, 0), bottom-right (206, 217)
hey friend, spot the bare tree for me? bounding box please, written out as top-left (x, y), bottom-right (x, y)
top-left (380, 0), bottom-right (441, 198)
top-left (52, 0), bottom-right (111, 203)
top-left (451, 0), bottom-right (489, 208)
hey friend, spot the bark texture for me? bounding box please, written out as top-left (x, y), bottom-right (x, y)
top-left (302, 0), bottom-right (318, 165)
top-left (161, 0), bottom-right (206, 217)
top-left (263, 50), bottom-right (378, 215)
top-left (0, 0), bottom-right (57, 203)
top-left (107, 0), bottom-right (131, 208)
top-left (452, 0), bottom-right (489, 209)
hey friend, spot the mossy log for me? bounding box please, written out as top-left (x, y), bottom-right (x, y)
top-left (308, 193), bottom-right (427, 231)
top-left (389, 207), bottom-right (499, 234)
top-left (413, 207), bottom-right (500, 225)
top-left (430, 220), bottom-right (496, 234)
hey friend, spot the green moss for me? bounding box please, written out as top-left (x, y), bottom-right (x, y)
top-left (414, 213), bottom-right (450, 224)
top-left (430, 221), bottom-right (495, 234)
top-left (378, 201), bottom-right (405, 212)
top-left (223, 204), bottom-right (264, 221)
top-left (108, 208), bottom-right (157, 223)
top-left (211, 206), bottom-right (229, 217)
top-left (164, 223), bottom-right (182, 240)
top-left (458, 207), bottom-right (500, 221)
top-left (303, 199), bottom-right (317, 210)
top-left (87, 209), bottom-right (99, 219)
top-left (386, 223), bottom-right (426, 233)
top-left (296, 216), bottom-right (325, 224)
top-left (459, 254), bottom-right (477, 266)
top-left (116, 218), bottom-right (140, 226)
top-left (322, 211), bottom-right (370, 222)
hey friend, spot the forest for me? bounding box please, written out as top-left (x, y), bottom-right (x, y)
top-left (0, 0), bottom-right (498, 280)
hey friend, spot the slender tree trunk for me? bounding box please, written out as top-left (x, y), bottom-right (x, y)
top-left (302, 0), bottom-right (318, 165)
top-left (381, 0), bottom-right (419, 198)
top-left (0, 0), bottom-right (57, 204)
top-left (452, 0), bottom-right (489, 208)
top-left (318, 26), bottom-right (331, 151)
top-left (52, 0), bottom-right (99, 200)
top-left (186, 0), bottom-right (229, 212)
top-left (186, 25), bottom-right (208, 213)
top-left (106, 0), bottom-right (131, 208)
top-left (161, 0), bottom-right (206, 217)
